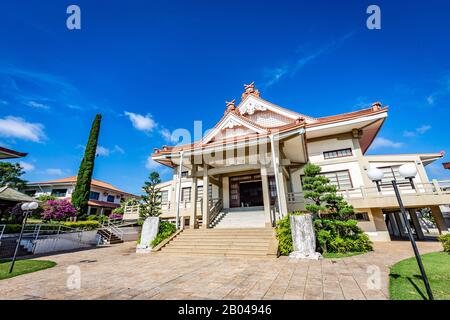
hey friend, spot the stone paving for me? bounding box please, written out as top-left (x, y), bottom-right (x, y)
top-left (0, 241), bottom-right (442, 300)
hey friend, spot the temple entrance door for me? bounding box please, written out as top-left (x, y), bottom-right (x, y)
top-left (239, 181), bottom-right (264, 207)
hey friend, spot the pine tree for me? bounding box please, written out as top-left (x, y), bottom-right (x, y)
top-left (302, 163), bottom-right (355, 220)
top-left (140, 171), bottom-right (162, 218)
top-left (72, 114), bottom-right (102, 218)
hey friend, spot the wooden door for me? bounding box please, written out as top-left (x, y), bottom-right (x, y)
top-left (230, 180), bottom-right (240, 207)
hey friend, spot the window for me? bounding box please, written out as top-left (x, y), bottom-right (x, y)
top-left (25, 190), bottom-right (36, 197)
top-left (89, 191), bottom-right (100, 200)
top-left (323, 148), bottom-right (352, 160)
top-left (161, 190), bottom-right (168, 203)
top-left (197, 186), bottom-right (203, 199)
top-left (107, 195), bottom-right (115, 203)
top-left (181, 171), bottom-right (188, 178)
top-left (352, 212), bottom-right (370, 221)
top-left (51, 189), bottom-right (67, 197)
top-left (322, 170), bottom-right (353, 190)
top-left (90, 207), bottom-right (97, 215)
top-left (104, 209), bottom-right (112, 216)
top-left (379, 166), bottom-right (409, 185)
top-left (181, 187), bottom-right (191, 202)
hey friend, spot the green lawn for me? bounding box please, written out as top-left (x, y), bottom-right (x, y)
top-left (389, 252), bottom-right (450, 300)
top-left (0, 259), bottom-right (56, 280)
top-left (322, 251), bottom-right (365, 259)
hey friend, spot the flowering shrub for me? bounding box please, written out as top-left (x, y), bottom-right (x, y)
top-left (109, 213), bottom-right (123, 220)
top-left (42, 199), bottom-right (77, 221)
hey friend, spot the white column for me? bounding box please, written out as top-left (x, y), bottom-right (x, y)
top-left (190, 164), bottom-right (198, 228)
top-left (270, 134), bottom-right (288, 217)
top-left (202, 165), bottom-right (210, 228)
top-left (175, 151), bottom-right (184, 229)
top-left (261, 166), bottom-right (272, 225)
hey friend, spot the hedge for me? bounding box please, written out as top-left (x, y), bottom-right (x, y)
top-left (151, 221), bottom-right (176, 247)
top-left (2, 221), bottom-right (100, 234)
top-left (438, 233), bottom-right (450, 252)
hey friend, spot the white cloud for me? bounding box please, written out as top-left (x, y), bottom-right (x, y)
top-left (96, 145), bottom-right (110, 156)
top-left (263, 31), bottom-right (355, 87)
top-left (403, 131), bottom-right (416, 138)
top-left (19, 161), bottom-right (35, 172)
top-left (124, 111), bottom-right (156, 132)
top-left (0, 100), bottom-right (8, 105)
top-left (371, 137), bottom-right (403, 150)
top-left (113, 145), bottom-right (125, 154)
top-left (146, 156), bottom-right (161, 170)
top-left (416, 125), bottom-right (432, 134)
top-left (0, 116), bottom-right (46, 142)
top-left (26, 100), bottom-right (50, 110)
top-left (426, 95), bottom-right (434, 105)
top-left (45, 168), bottom-right (64, 176)
top-left (403, 124), bottom-right (432, 137)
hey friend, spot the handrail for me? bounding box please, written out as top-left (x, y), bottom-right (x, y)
top-left (0, 224), bottom-right (5, 241)
top-left (208, 198), bottom-right (223, 227)
top-left (99, 219), bottom-right (124, 243)
top-left (287, 180), bottom-right (450, 203)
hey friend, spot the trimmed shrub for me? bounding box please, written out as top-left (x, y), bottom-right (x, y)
top-left (61, 221), bottom-right (100, 230)
top-left (314, 218), bottom-right (373, 253)
top-left (151, 221), bottom-right (176, 247)
top-left (3, 224), bottom-right (22, 234)
top-left (438, 234), bottom-right (450, 252)
top-left (276, 214), bottom-right (293, 256)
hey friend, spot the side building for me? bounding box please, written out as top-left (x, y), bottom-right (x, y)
top-left (23, 176), bottom-right (139, 216)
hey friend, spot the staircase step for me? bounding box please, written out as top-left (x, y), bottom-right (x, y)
top-left (161, 247), bottom-right (269, 256)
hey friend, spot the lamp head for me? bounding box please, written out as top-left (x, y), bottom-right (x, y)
top-left (399, 163), bottom-right (417, 179)
top-left (367, 167), bottom-right (384, 182)
top-left (29, 202), bottom-right (39, 210)
top-left (21, 203), bottom-right (30, 211)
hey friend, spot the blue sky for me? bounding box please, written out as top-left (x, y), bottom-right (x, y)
top-left (1, 0), bottom-right (450, 194)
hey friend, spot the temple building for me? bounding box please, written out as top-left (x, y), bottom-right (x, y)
top-left (150, 83), bottom-right (450, 242)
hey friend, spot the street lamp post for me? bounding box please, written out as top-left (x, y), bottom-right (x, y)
top-left (367, 164), bottom-right (434, 300)
top-left (8, 201), bottom-right (39, 274)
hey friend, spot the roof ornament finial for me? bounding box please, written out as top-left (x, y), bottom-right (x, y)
top-left (241, 81), bottom-right (260, 100)
top-left (225, 99), bottom-right (236, 114)
top-left (372, 101), bottom-right (382, 111)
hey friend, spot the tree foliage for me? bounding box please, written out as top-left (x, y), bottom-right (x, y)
top-left (302, 163), bottom-right (355, 220)
top-left (140, 171), bottom-right (162, 218)
top-left (71, 114), bottom-right (102, 218)
top-left (0, 162), bottom-right (27, 190)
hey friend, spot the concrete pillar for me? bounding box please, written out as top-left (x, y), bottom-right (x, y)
top-left (430, 206), bottom-right (449, 234)
top-left (277, 170), bottom-right (289, 216)
top-left (222, 176), bottom-right (230, 209)
top-left (260, 166), bottom-right (272, 225)
top-left (190, 165), bottom-right (198, 228)
top-left (202, 165), bottom-right (210, 228)
top-left (408, 209), bottom-right (425, 240)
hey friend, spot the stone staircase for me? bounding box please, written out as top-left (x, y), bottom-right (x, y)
top-left (211, 207), bottom-right (267, 228)
top-left (158, 227), bottom-right (277, 257)
top-left (97, 229), bottom-right (124, 244)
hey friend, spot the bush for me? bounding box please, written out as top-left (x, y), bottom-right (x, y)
top-left (61, 221), bottom-right (100, 231)
top-left (3, 224), bottom-right (22, 234)
top-left (314, 218), bottom-right (373, 253)
top-left (276, 214), bottom-right (293, 256)
top-left (86, 215), bottom-right (108, 223)
top-left (438, 234), bottom-right (450, 252)
top-left (151, 221), bottom-right (176, 247)
top-left (42, 199), bottom-right (77, 221)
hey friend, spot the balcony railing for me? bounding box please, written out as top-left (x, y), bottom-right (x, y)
top-left (287, 180), bottom-right (450, 206)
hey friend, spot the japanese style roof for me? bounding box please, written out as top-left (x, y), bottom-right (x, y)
top-left (0, 146), bottom-right (28, 159)
top-left (27, 176), bottom-right (139, 198)
top-left (88, 200), bottom-right (121, 208)
top-left (151, 83), bottom-right (388, 164)
top-left (0, 186), bottom-right (36, 202)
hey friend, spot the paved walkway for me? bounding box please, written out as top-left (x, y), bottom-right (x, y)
top-left (0, 241), bottom-right (442, 300)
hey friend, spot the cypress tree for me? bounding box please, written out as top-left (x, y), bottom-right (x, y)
top-left (72, 114), bottom-right (102, 218)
